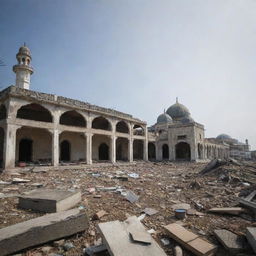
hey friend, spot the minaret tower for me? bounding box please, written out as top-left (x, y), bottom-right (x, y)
top-left (13, 43), bottom-right (33, 90)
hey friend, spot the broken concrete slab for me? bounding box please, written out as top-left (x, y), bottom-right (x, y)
top-left (246, 227), bottom-right (256, 253)
top-left (125, 190), bottom-right (139, 203)
top-left (97, 216), bottom-right (167, 256)
top-left (164, 223), bottom-right (217, 256)
top-left (208, 207), bottom-right (246, 215)
top-left (214, 229), bottom-right (246, 253)
top-left (0, 208), bottom-right (88, 256)
top-left (142, 208), bottom-right (158, 216)
top-left (18, 189), bottom-right (81, 213)
top-left (130, 230), bottom-right (152, 244)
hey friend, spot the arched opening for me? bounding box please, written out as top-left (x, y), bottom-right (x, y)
top-left (148, 142), bottom-right (156, 160)
top-left (175, 142), bottom-right (191, 161)
top-left (99, 143), bottom-right (109, 160)
top-left (19, 139), bottom-right (33, 162)
top-left (198, 144), bottom-right (203, 159)
top-left (60, 140), bottom-right (71, 161)
top-left (0, 105), bottom-right (7, 120)
top-left (92, 116), bottom-right (111, 131)
top-left (60, 111), bottom-right (86, 127)
top-left (162, 144), bottom-right (169, 160)
top-left (116, 121), bottom-right (129, 133)
top-left (133, 140), bottom-right (143, 160)
top-left (17, 103), bottom-right (52, 122)
top-left (116, 137), bottom-right (128, 161)
top-left (133, 125), bottom-right (144, 136)
top-left (0, 128), bottom-right (4, 168)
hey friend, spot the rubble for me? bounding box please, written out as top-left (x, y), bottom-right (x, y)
top-left (246, 227), bottom-right (256, 253)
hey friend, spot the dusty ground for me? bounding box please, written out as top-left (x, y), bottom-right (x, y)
top-left (0, 161), bottom-right (256, 256)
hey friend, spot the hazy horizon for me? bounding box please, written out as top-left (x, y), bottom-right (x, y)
top-left (0, 0), bottom-right (255, 149)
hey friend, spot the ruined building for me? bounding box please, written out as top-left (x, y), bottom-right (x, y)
top-left (0, 46), bottom-right (249, 169)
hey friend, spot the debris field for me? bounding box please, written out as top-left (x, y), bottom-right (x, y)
top-left (0, 160), bottom-right (256, 256)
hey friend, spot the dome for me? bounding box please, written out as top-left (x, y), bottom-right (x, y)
top-left (166, 100), bottom-right (190, 120)
top-left (216, 134), bottom-right (232, 140)
top-left (157, 112), bottom-right (172, 124)
top-left (17, 45), bottom-right (31, 57)
top-left (180, 116), bottom-right (194, 124)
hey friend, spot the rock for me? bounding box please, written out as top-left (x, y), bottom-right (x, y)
top-left (63, 242), bottom-right (75, 251)
top-left (171, 203), bottom-right (191, 210)
top-left (93, 210), bottom-right (107, 220)
top-left (214, 229), bottom-right (246, 253)
top-left (41, 246), bottom-right (53, 253)
top-left (53, 239), bottom-right (65, 247)
top-left (246, 227), bottom-right (256, 253)
top-left (142, 208), bottom-right (158, 216)
top-left (173, 245), bottom-right (183, 256)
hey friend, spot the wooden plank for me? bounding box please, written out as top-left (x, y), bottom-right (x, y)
top-left (0, 209), bottom-right (88, 256)
top-left (97, 216), bottom-right (167, 256)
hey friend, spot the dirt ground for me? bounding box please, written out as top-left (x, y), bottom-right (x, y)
top-left (0, 161), bottom-right (256, 256)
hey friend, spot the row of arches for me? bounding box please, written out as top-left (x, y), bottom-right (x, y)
top-left (0, 103), bottom-right (145, 135)
top-left (197, 143), bottom-right (228, 160)
top-left (148, 142), bottom-right (191, 161)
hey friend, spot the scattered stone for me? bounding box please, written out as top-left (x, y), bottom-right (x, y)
top-left (125, 190), bottom-right (139, 203)
top-left (130, 230), bottom-right (152, 244)
top-left (173, 245), bottom-right (183, 256)
top-left (142, 208), bottom-right (158, 216)
top-left (0, 180), bottom-right (11, 185)
top-left (189, 180), bottom-right (201, 189)
top-left (93, 210), bottom-right (107, 220)
top-left (63, 242), bottom-right (75, 251)
top-left (53, 239), bottom-right (65, 247)
top-left (18, 189), bottom-right (81, 213)
top-left (208, 207), bottom-right (246, 215)
top-left (164, 223), bottom-right (217, 256)
top-left (31, 183), bottom-right (44, 188)
top-left (186, 209), bottom-right (204, 216)
top-left (246, 227), bottom-right (256, 253)
top-left (41, 246), bottom-right (53, 253)
top-left (12, 178), bottom-right (31, 184)
top-left (161, 238), bottom-right (170, 246)
top-left (84, 244), bottom-right (108, 256)
top-left (214, 229), bottom-right (246, 253)
top-left (0, 209), bottom-right (88, 256)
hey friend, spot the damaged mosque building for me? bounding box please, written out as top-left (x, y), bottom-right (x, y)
top-left (0, 46), bottom-right (252, 169)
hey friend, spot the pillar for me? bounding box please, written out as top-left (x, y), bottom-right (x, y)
top-left (143, 127), bottom-right (148, 161)
top-left (52, 129), bottom-right (59, 167)
top-left (128, 138), bottom-right (133, 162)
top-left (3, 124), bottom-right (17, 169)
top-left (110, 135), bottom-right (116, 164)
top-left (86, 133), bottom-right (92, 165)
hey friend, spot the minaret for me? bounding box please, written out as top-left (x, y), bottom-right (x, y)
top-left (13, 43), bottom-right (33, 89)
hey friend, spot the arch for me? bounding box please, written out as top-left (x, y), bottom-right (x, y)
top-left (60, 140), bottom-right (71, 161)
top-left (133, 124), bottom-right (144, 136)
top-left (60, 110), bottom-right (86, 127)
top-left (92, 116), bottom-right (112, 131)
top-left (0, 128), bottom-right (4, 168)
top-left (175, 142), bottom-right (191, 161)
top-left (148, 142), bottom-right (156, 160)
top-left (19, 138), bottom-right (33, 162)
top-left (99, 143), bottom-right (109, 160)
top-left (162, 144), bottom-right (169, 160)
top-left (17, 103), bottom-right (52, 122)
top-left (116, 137), bottom-right (128, 161)
top-left (116, 121), bottom-right (129, 133)
top-left (133, 140), bottom-right (143, 160)
top-left (0, 105), bottom-right (7, 120)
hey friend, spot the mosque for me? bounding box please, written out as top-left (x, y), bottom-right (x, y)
top-left (0, 45), bottom-right (251, 169)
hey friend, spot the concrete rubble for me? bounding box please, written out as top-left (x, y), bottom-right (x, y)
top-left (0, 160), bottom-right (256, 255)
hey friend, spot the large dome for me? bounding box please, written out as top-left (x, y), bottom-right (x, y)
top-left (166, 100), bottom-right (190, 120)
top-left (216, 134), bottom-right (232, 140)
top-left (157, 112), bottom-right (172, 124)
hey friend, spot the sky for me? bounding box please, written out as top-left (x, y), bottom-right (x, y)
top-left (0, 0), bottom-right (256, 149)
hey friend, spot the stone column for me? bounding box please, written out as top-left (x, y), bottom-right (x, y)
top-left (3, 124), bottom-right (18, 169)
top-left (143, 127), bottom-right (148, 161)
top-left (52, 129), bottom-right (59, 167)
top-left (128, 138), bottom-right (133, 162)
top-left (86, 133), bottom-right (92, 165)
top-left (110, 135), bottom-right (116, 164)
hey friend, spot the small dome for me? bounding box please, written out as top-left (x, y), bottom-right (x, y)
top-left (166, 100), bottom-right (190, 120)
top-left (17, 45), bottom-right (31, 57)
top-left (157, 112), bottom-right (172, 124)
top-left (216, 134), bottom-right (232, 140)
top-left (180, 116), bottom-right (194, 124)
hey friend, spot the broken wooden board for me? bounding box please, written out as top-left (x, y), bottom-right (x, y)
top-left (164, 223), bottom-right (217, 256)
top-left (208, 207), bottom-right (246, 215)
top-left (97, 216), bottom-right (167, 256)
top-left (18, 189), bottom-right (81, 213)
top-left (0, 208), bottom-right (88, 256)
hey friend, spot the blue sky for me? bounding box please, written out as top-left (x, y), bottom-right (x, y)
top-left (0, 0), bottom-right (256, 149)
